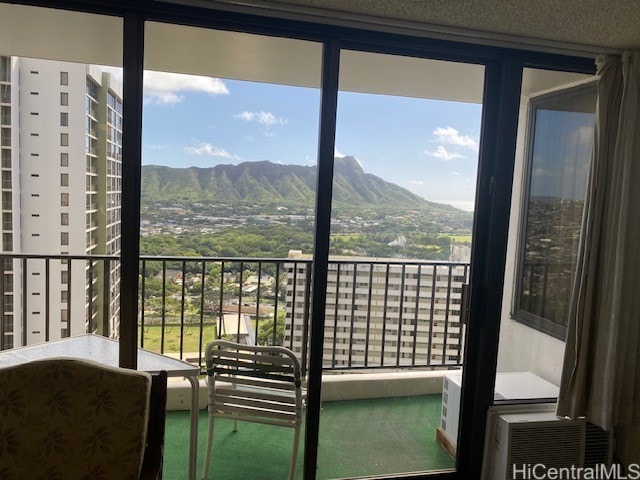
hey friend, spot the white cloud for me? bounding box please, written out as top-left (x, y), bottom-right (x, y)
top-left (334, 147), bottom-right (346, 158)
top-left (146, 144), bottom-right (167, 150)
top-left (409, 180), bottom-right (425, 185)
top-left (235, 111), bottom-right (287, 126)
top-left (441, 200), bottom-right (475, 211)
top-left (97, 67), bottom-right (229, 105)
top-left (184, 142), bottom-right (235, 159)
top-left (424, 146), bottom-right (464, 161)
top-left (433, 127), bottom-right (478, 150)
top-left (449, 171), bottom-right (461, 176)
top-left (144, 71), bottom-right (229, 105)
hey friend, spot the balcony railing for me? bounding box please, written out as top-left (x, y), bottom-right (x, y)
top-left (0, 254), bottom-right (469, 376)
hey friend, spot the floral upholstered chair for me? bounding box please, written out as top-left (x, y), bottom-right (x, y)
top-left (0, 357), bottom-right (166, 480)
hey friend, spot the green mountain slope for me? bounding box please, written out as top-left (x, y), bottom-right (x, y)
top-left (142, 156), bottom-right (465, 218)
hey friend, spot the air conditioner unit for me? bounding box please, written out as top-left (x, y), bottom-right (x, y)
top-left (491, 412), bottom-right (585, 479)
top-left (440, 371), bottom-right (559, 448)
top-left (482, 410), bottom-right (613, 480)
top-left (440, 372), bottom-right (462, 445)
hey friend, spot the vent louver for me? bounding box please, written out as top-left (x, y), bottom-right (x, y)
top-left (584, 422), bottom-right (612, 468)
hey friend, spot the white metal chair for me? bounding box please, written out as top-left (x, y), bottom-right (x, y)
top-left (201, 340), bottom-right (304, 480)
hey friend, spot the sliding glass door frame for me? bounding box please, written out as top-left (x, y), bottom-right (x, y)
top-left (3, 1), bottom-right (596, 477)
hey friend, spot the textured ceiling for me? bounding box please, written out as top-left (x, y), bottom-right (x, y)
top-left (257, 0), bottom-right (640, 51)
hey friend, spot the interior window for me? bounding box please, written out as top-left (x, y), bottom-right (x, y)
top-left (514, 83), bottom-right (596, 339)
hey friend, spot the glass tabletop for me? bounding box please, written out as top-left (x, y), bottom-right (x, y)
top-left (0, 334), bottom-right (199, 377)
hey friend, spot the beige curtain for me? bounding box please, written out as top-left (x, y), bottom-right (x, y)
top-left (557, 52), bottom-right (640, 465)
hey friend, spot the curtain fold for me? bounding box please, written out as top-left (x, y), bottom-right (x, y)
top-left (557, 51), bottom-right (640, 466)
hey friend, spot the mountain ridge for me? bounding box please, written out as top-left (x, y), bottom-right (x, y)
top-left (141, 156), bottom-right (465, 217)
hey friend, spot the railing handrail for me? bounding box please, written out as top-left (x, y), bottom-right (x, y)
top-left (0, 252), bottom-right (472, 268)
top-left (0, 253), bottom-right (117, 261)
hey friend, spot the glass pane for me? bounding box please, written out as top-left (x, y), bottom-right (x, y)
top-left (143, 21), bottom-right (322, 480)
top-left (0, 5), bottom-right (122, 350)
top-left (496, 68), bottom-right (596, 401)
top-left (317, 49), bottom-right (484, 478)
top-left (519, 86), bottom-right (596, 332)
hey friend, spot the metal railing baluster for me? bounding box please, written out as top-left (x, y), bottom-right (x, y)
top-left (301, 263), bottom-right (311, 376)
top-left (273, 262), bottom-right (280, 346)
top-left (290, 262), bottom-right (298, 350)
top-left (255, 262), bottom-right (262, 343)
top-left (396, 263), bottom-right (406, 367)
top-left (102, 259), bottom-right (110, 337)
top-left (411, 264), bottom-right (421, 367)
top-left (427, 264), bottom-right (437, 364)
top-left (331, 263), bottom-right (340, 369)
top-left (140, 260), bottom-right (146, 348)
top-left (380, 263), bottom-right (390, 367)
top-left (21, 258), bottom-right (27, 346)
top-left (45, 259), bottom-right (50, 341)
top-left (180, 260), bottom-right (186, 359)
top-left (442, 264), bottom-right (453, 367)
top-left (218, 261), bottom-right (225, 340)
top-left (364, 263), bottom-right (373, 368)
top-left (348, 262), bottom-right (357, 368)
top-left (160, 261), bottom-right (166, 354)
top-left (198, 260), bottom-right (206, 366)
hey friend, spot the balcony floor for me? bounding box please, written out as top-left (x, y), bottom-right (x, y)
top-left (164, 394), bottom-right (454, 480)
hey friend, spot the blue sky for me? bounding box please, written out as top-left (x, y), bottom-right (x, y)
top-left (141, 72), bottom-right (482, 210)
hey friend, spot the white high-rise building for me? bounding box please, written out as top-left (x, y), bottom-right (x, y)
top-left (284, 250), bottom-right (467, 370)
top-left (0, 55), bottom-right (122, 349)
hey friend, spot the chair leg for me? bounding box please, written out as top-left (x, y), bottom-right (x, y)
top-left (202, 413), bottom-right (216, 480)
top-left (232, 381), bottom-right (238, 432)
top-left (288, 426), bottom-right (301, 480)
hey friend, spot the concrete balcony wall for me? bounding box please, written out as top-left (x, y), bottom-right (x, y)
top-left (166, 369), bottom-right (456, 411)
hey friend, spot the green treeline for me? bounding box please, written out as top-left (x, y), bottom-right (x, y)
top-left (141, 224), bottom-right (314, 259)
top-left (140, 223), bottom-right (461, 260)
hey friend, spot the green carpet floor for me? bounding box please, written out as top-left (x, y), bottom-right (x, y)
top-left (163, 395), bottom-right (454, 480)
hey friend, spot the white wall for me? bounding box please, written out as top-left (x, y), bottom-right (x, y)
top-left (497, 68), bottom-right (595, 387)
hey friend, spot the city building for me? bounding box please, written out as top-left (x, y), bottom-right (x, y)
top-left (0, 56), bottom-right (122, 349)
top-left (285, 250), bottom-right (467, 369)
top-left (220, 313), bottom-right (256, 345)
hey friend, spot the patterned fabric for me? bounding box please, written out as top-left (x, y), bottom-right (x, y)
top-left (0, 358), bottom-right (151, 480)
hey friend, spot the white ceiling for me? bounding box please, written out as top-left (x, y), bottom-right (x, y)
top-left (196, 0), bottom-right (640, 53)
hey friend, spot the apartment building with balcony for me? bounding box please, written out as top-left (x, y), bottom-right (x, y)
top-left (0, 56), bottom-right (122, 349)
top-left (285, 250), bottom-right (467, 370)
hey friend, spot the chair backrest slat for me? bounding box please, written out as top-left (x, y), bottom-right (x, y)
top-left (212, 357), bottom-right (295, 374)
top-left (215, 395), bottom-right (297, 413)
top-left (215, 404), bottom-right (296, 423)
top-left (210, 366), bottom-right (297, 384)
top-left (215, 386), bottom-right (297, 404)
top-left (210, 349), bottom-right (296, 368)
top-left (213, 374), bottom-right (296, 392)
